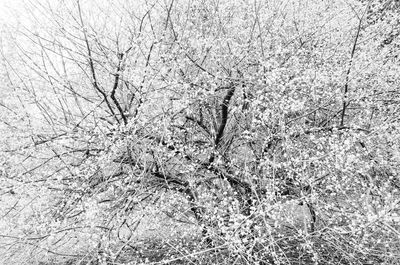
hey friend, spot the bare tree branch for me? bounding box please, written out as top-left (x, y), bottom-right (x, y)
top-left (77, 0), bottom-right (118, 123)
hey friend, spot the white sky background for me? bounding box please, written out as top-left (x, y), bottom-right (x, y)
top-left (0, 0), bottom-right (97, 28)
top-left (0, 0), bottom-right (24, 26)
top-left (0, 0), bottom-right (62, 30)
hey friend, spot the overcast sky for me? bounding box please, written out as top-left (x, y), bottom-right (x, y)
top-left (0, 0), bottom-right (21, 24)
top-left (0, 0), bottom-right (16, 13)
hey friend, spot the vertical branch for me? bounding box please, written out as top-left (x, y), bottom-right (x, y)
top-left (340, 5), bottom-right (368, 127)
top-left (206, 85), bottom-right (255, 216)
top-left (165, 0), bottom-right (177, 40)
top-left (129, 42), bottom-right (154, 118)
top-left (306, 202), bottom-right (316, 233)
top-left (111, 52), bottom-right (128, 125)
top-left (165, 0), bottom-right (174, 30)
top-left (215, 86), bottom-right (235, 147)
top-left (76, 0), bottom-right (119, 123)
top-left (207, 85), bottom-right (235, 165)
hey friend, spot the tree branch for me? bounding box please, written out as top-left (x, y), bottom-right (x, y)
top-left (111, 53), bottom-right (128, 125)
top-left (340, 5), bottom-right (368, 127)
top-left (215, 85), bottom-right (235, 147)
top-left (77, 0), bottom-right (118, 123)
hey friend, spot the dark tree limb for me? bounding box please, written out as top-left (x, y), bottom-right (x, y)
top-left (215, 85), bottom-right (235, 147)
top-left (110, 53), bottom-right (128, 125)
